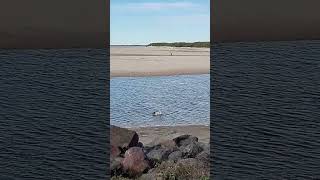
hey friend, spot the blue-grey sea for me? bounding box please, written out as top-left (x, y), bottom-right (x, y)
top-left (212, 40), bottom-right (320, 179)
top-left (0, 49), bottom-right (109, 179)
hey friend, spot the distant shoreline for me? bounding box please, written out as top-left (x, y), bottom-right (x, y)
top-left (147, 42), bottom-right (210, 48)
top-left (111, 42), bottom-right (210, 48)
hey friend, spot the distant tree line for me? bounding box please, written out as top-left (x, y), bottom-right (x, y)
top-left (147, 42), bottom-right (210, 48)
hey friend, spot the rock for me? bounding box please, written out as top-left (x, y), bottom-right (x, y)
top-left (180, 136), bottom-right (198, 147)
top-left (198, 142), bottom-right (210, 152)
top-left (137, 142), bottom-right (144, 148)
top-left (180, 142), bottom-right (202, 158)
top-left (168, 151), bottom-right (183, 162)
top-left (111, 125), bottom-right (139, 150)
top-left (159, 140), bottom-right (178, 151)
top-left (110, 157), bottom-right (123, 176)
top-left (173, 135), bottom-right (190, 144)
top-left (173, 135), bottom-right (198, 147)
top-left (196, 150), bottom-right (210, 165)
top-left (122, 147), bottom-right (150, 177)
top-left (147, 148), bottom-right (171, 163)
top-left (143, 145), bottom-right (155, 154)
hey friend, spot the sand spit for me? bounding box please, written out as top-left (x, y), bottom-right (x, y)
top-left (111, 46), bottom-right (210, 77)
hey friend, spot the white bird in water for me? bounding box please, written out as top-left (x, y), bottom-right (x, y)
top-left (152, 111), bottom-right (162, 116)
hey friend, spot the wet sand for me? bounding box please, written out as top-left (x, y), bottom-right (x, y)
top-left (130, 125), bottom-right (210, 146)
top-left (111, 46), bottom-right (210, 77)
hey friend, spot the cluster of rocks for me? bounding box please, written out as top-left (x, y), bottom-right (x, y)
top-left (111, 125), bottom-right (209, 179)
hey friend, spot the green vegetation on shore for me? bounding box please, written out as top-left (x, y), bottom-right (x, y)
top-left (147, 42), bottom-right (210, 48)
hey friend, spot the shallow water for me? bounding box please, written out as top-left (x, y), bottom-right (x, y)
top-left (212, 40), bottom-right (320, 179)
top-left (111, 74), bottom-right (210, 127)
top-left (0, 49), bottom-right (109, 179)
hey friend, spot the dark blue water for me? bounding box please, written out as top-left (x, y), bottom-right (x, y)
top-left (0, 49), bottom-right (109, 179)
top-left (111, 74), bottom-right (209, 127)
top-left (212, 40), bottom-right (320, 179)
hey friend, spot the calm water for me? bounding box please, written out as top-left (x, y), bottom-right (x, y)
top-left (111, 74), bottom-right (210, 127)
top-left (0, 49), bottom-right (109, 179)
top-left (212, 40), bottom-right (320, 179)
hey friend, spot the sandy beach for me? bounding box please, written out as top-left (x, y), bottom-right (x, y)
top-left (130, 125), bottom-right (210, 146)
top-left (111, 46), bottom-right (210, 77)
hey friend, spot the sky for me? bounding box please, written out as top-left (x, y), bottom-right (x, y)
top-left (111, 0), bottom-right (210, 45)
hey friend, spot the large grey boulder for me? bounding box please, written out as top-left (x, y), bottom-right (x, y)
top-left (146, 148), bottom-right (171, 163)
top-left (173, 135), bottom-right (198, 147)
top-left (180, 142), bottom-right (203, 158)
top-left (168, 150), bottom-right (183, 162)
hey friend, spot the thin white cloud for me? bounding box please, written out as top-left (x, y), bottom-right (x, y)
top-left (126, 2), bottom-right (198, 10)
top-left (111, 2), bottom-right (205, 13)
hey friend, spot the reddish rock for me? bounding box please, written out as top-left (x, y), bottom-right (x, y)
top-left (122, 147), bottom-right (150, 177)
top-left (111, 125), bottom-right (139, 150)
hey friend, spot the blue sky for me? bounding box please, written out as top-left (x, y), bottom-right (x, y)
top-left (111, 0), bottom-right (210, 45)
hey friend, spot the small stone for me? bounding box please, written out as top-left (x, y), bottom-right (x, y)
top-left (168, 151), bottom-right (183, 162)
top-left (122, 147), bottom-right (150, 177)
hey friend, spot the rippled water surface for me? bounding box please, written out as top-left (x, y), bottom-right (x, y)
top-left (212, 40), bottom-right (320, 179)
top-left (0, 49), bottom-right (109, 179)
top-left (111, 74), bottom-right (210, 127)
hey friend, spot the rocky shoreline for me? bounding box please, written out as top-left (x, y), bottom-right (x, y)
top-left (111, 125), bottom-right (210, 180)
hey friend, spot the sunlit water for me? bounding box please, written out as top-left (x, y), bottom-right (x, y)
top-left (111, 74), bottom-right (210, 127)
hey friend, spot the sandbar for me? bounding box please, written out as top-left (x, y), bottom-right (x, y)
top-left (111, 46), bottom-right (210, 77)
